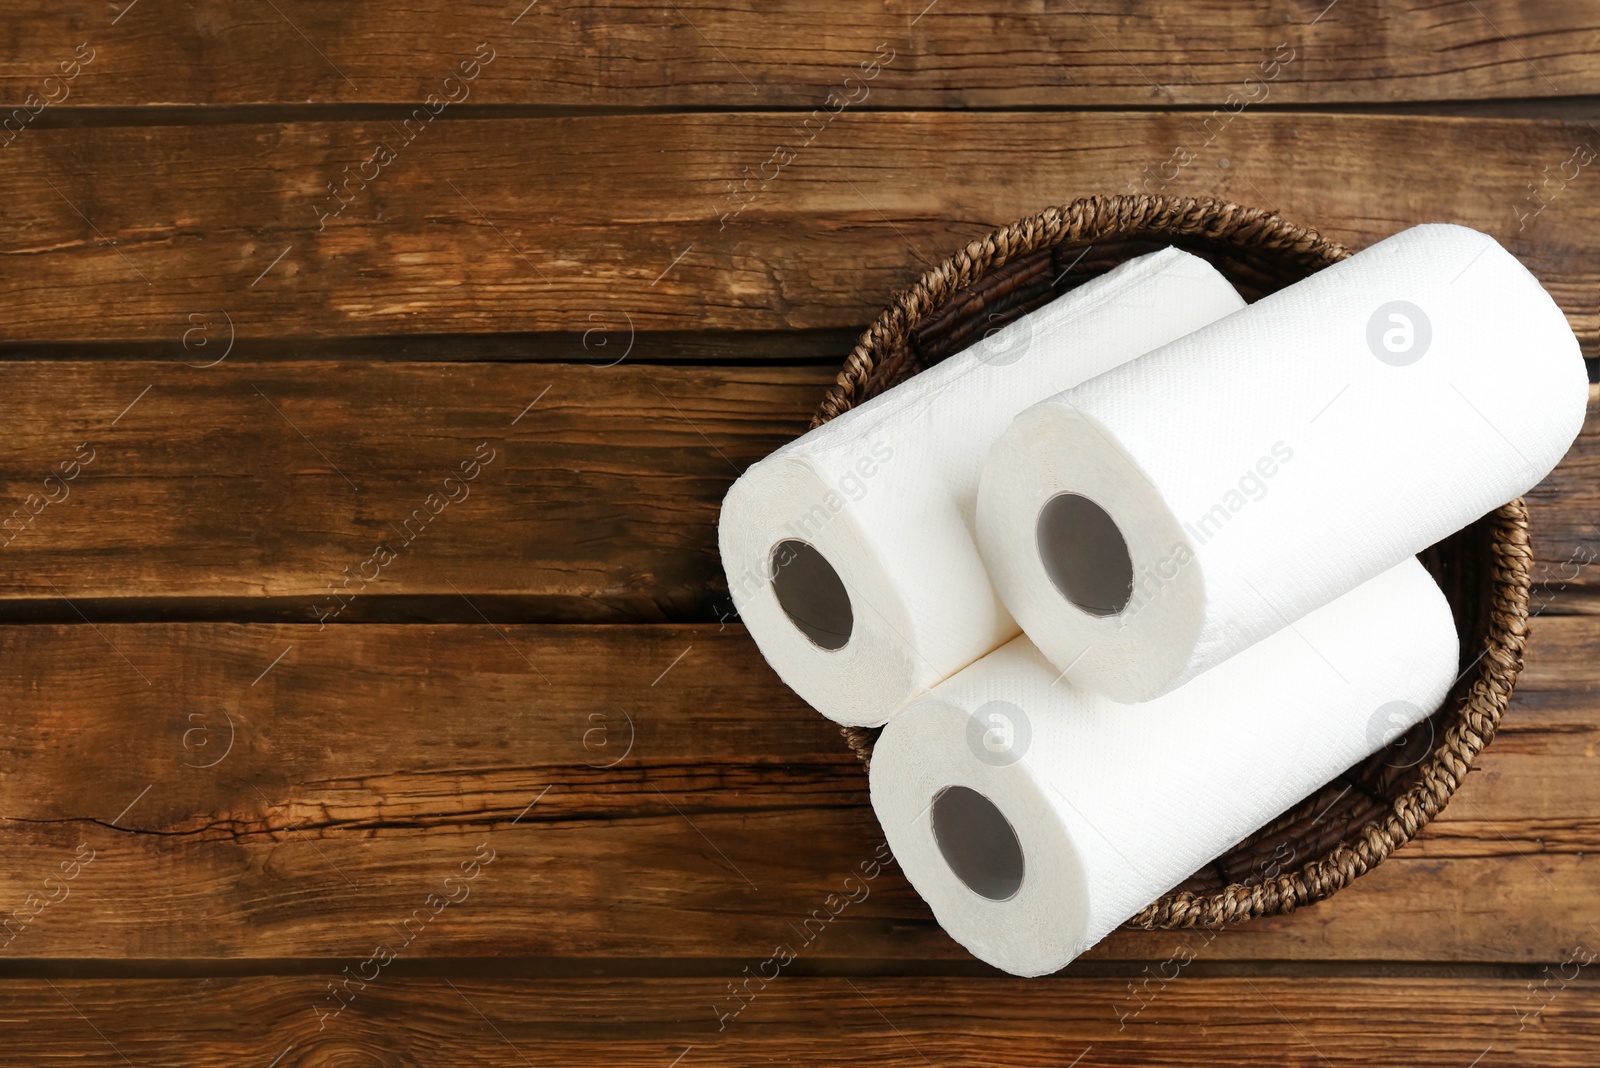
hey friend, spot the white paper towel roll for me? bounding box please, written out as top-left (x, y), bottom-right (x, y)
top-left (869, 557), bottom-right (1458, 977)
top-left (718, 249), bottom-right (1247, 726)
top-left (978, 224), bottom-right (1586, 702)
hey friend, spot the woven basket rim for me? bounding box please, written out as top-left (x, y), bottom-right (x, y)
top-left (814, 194), bottom-right (1530, 929)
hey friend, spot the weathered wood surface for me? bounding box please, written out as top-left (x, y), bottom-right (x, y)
top-left (2, 115), bottom-right (1599, 347)
top-left (0, 977), bottom-right (1593, 1066)
top-left (2, 1), bottom-right (1600, 108)
top-left (0, 610), bottom-right (1593, 964)
top-left (3, 2), bottom-right (1600, 1058)
top-left (0, 366), bottom-right (1591, 620)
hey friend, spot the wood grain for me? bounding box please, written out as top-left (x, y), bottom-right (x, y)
top-left (0, 0), bottom-right (1594, 1057)
top-left (0, 976), bottom-right (1594, 1066)
top-left (0, 612), bottom-right (1592, 964)
top-left (0, 361), bottom-right (818, 620)
top-left (1, 115), bottom-right (1599, 348)
top-left (0, 365), bottom-right (1593, 617)
top-left (3, 1), bottom-right (1600, 107)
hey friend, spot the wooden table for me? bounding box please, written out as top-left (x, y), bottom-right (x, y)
top-left (1, 3), bottom-right (1597, 1063)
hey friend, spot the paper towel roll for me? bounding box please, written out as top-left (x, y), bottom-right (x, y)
top-left (869, 557), bottom-right (1458, 977)
top-left (718, 249), bottom-right (1247, 726)
top-left (978, 224), bottom-right (1586, 702)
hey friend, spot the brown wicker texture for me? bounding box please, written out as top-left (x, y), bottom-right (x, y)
top-left (818, 195), bottom-right (1529, 929)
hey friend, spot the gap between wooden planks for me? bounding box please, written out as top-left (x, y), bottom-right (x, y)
top-left (0, 114), bottom-right (1597, 346)
top-left (0, 365), bottom-right (1590, 617)
top-left (1, 0), bottom-right (1598, 107)
top-left (0, 612), bottom-right (1592, 964)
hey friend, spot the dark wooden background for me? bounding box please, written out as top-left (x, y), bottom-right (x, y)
top-left (1, 2), bottom-right (1598, 1063)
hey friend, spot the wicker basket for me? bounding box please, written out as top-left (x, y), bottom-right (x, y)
top-left (820, 195), bottom-right (1529, 929)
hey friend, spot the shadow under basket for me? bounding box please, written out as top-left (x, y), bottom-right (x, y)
top-left (820, 195), bottom-right (1530, 930)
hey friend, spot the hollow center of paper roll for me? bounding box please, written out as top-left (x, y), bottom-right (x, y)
top-left (769, 539), bottom-right (854, 650)
top-left (1036, 492), bottom-right (1134, 617)
top-left (930, 785), bottom-right (1025, 901)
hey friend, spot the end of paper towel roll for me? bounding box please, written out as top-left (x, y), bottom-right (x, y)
top-left (1036, 493), bottom-right (1134, 616)
top-left (978, 404), bottom-right (1209, 702)
top-left (930, 785), bottom-right (1026, 901)
top-left (719, 462), bottom-right (924, 725)
top-left (870, 693), bottom-right (1095, 976)
top-left (769, 539), bottom-right (854, 650)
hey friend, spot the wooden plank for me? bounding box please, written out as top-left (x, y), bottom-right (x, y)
top-left (1, 114), bottom-right (1599, 348)
top-left (1530, 383), bottom-right (1600, 589)
top-left (0, 364), bottom-right (1592, 614)
top-left (0, 612), bottom-right (1594, 964)
top-left (1, 977), bottom-right (1595, 1065)
top-left (0, 361), bottom-right (820, 619)
top-left (4, 2), bottom-right (1600, 107)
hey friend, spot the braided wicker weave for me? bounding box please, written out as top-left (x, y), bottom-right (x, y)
top-left (818, 195), bottom-right (1529, 929)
